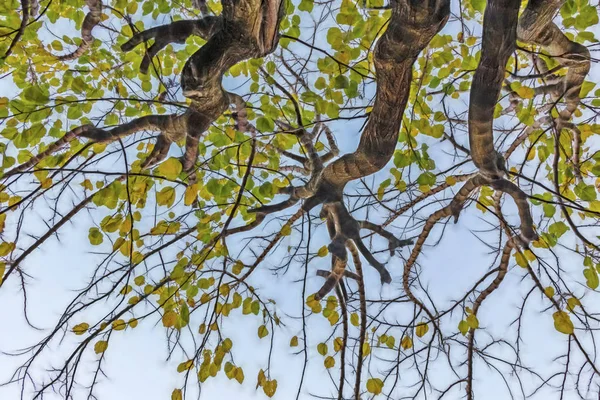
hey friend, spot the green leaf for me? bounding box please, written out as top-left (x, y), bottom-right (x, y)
top-left (574, 183), bottom-right (596, 201)
top-left (256, 117), bottom-right (274, 132)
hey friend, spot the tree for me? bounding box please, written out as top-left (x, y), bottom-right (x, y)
top-left (0, 0), bottom-right (599, 398)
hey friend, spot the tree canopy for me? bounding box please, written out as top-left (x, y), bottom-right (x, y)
top-left (1, 0), bottom-right (600, 398)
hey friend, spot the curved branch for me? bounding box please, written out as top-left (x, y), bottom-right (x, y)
top-left (54, 0), bottom-right (103, 61)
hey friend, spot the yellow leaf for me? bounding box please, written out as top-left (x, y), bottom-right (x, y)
top-left (262, 379), bottom-right (278, 398)
top-left (281, 223), bottom-right (291, 236)
top-left (177, 360), bottom-right (194, 373)
top-left (567, 297), bottom-right (581, 312)
top-left (235, 367), bottom-right (244, 384)
top-left (324, 356), bottom-right (335, 369)
top-left (466, 314), bottom-right (479, 329)
top-left (119, 285), bottom-right (132, 295)
top-left (445, 176), bottom-right (457, 186)
top-left (366, 378), bottom-right (384, 395)
top-left (544, 286), bottom-right (555, 298)
top-left (162, 310), bottom-right (178, 327)
top-left (350, 313), bottom-right (359, 327)
top-left (258, 325), bottom-right (269, 339)
top-left (514, 252), bottom-right (528, 268)
top-left (134, 275), bottom-right (145, 286)
top-left (257, 369), bottom-right (266, 387)
top-left (128, 318), bottom-right (138, 328)
top-left (72, 322), bottom-right (89, 335)
top-left (333, 337), bottom-right (343, 352)
top-left (362, 342), bottom-right (371, 357)
top-left (0, 242), bottom-right (15, 256)
top-left (156, 186), bottom-right (176, 207)
top-left (155, 158), bottom-right (182, 180)
top-left (112, 319), bottom-right (127, 331)
top-left (458, 320), bottom-right (469, 335)
top-left (290, 336), bottom-right (299, 347)
top-left (386, 336), bottom-right (395, 349)
top-left (317, 342), bottom-right (328, 356)
top-left (415, 322), bottom-right (429, 338)
top-left (553, 311), bottom-right (574, 335)
top-left (516, 86), bottom-right (535, 99)
top-left (401, 335), bottom-right (412, 350)
top-left (171, 389), bottom-right (182, 400)
top-left (94, 340), bottom-right (108, 354)
top-left (184, 184), bottom-right (198, 206)
top-left (317, 245), bottom-right (328, 257)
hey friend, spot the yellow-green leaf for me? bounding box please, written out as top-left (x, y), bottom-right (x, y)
top-left (401, 336), bottom-right (412, 350)
top-left (466, 314), bottom-right (479, 329)
top-left (262, 379), bottom-right (278, 397)
top-left (171, 389), bottom-right (182, 400)
top-left (94, 340), bottom-right (108, 354)
top-left (258, 324), bottom-right (269, 339)
top-left (290, 336), bottom-right (299, 347)
top-left (366, 378), bottom-right (384, 395)
top-left (72, 322), bottom-right (89, 335)
top-left (553, 311), bottom-right (574, 335)
top-left (415, 322), bottom-right (429, 338)
top-left (324, 356), bottom-right (335, 369)
top-left (317, 342), bottom-right (328, 356)
top-left (155, 158), bottom-right (182, 180)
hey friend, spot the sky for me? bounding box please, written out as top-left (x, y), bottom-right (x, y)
top-left (1, 0), bottom-right (600, 399)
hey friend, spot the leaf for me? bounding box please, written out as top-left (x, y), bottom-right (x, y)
top-left (362, 342), bottom-right (371, 357)
top-left (156, 187), bottom-right (176, 207)
top-left (567, 297), bottom-right (581, 312)
top-left (177, 360), bottom-right (194, 373)
top-left (155, 158), bottom-right (182, 180)
top-left (466, 314), bottom-right (479, 329)
top-left (415, 322), bottom-right (429, 338)
top-left (280, 223), bottom-right (291, 236)
top-left (350, 313), bottom-right (359, 327)
top-left (544, 286), bottom-right (555, 298)
top-left (23, 86), bottom-right (49, 105)
top-left (317, 245), bottom-right (328, 257)
top-left (333, 337), bottom-right (343, 352)
top-left (184, 184), bottom-right (198, 206)
top-left (401, 335), bottom-right (413, 350)
top-left (112, 319), bottom-right (127, 331)
top-left (262, 379), bottom-right (278, 397)
top-left (553, 311), bottom-right (574, 335)
top-left (290, 336), bottom-right (298, 347)
top-left (88, 227), bottom-right (103, 245)
top-left (317, 342), bottom-right (328, 356)
top-left (584, 268), bottom-right (599, 289)
top-left (258, 325), bottom-right (269, 339)
top-left (72, 322), bottom-right (89, 335)
top-left (94, 340), bottom-right (108, 354)
top-left (256, 117), bottom-right (274, 132)
top-left (235, 367), bottom-right (244, 384)
top-left (385, 336), bottom-right (396, 349)
top-left (366, 378), bottom-right (384, 395)
top-left (171, 389), bottom-right (182, 400)
top-left (458, 320), bottom-right (469, 335)
top-left (162, 310), bottom-right (178, 327)
top-left (324, 356), bottom-right (335, 369)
